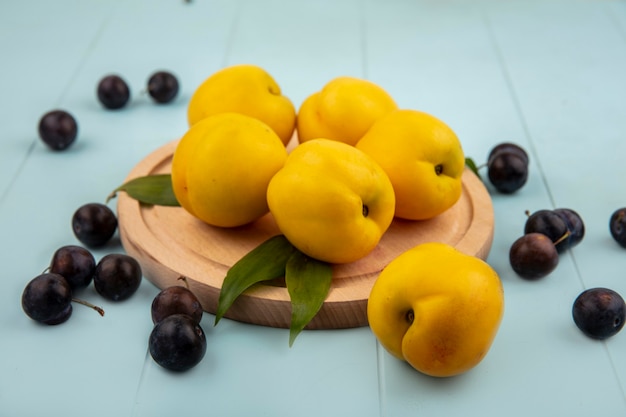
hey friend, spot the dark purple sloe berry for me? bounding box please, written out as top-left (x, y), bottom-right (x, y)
top-left (72, 203), bottom-right (118, 248)
top-left (509, 233), bottom-right (559, 280)
top-left (49, 245), bottom-right (96, 290)
top-left (524, 209), bottom-right (569, 253)
top-left (38, 110), bottom-right (78, 151)
top-left (22, 273), bottom-right (73, 325)
top-left (94, 254), bottom-right (142, 301)
top-left (487, 152), bottom-right (528, 194)
top-left (573, 288), bottom-right (625, 340)
top-left (149, 314), bottom-right (207, 372)
top-left (97, 75), bottom-right (130, 109)
top-left (147, 71), bottom-right (179, 104)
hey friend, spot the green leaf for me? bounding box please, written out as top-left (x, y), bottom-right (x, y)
top-left (465, 157), bottom-right (482, 181)
top-left (285, 251), bottom-right (332, 347)
top-left (215, 235), bottom-right (297, 325)
top-left (107, 174), bottom-right (180, 206)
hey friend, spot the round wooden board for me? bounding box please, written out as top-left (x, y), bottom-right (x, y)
top-left (117, 138), bottom-right (494, 330)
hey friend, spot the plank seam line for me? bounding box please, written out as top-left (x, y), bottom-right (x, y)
top-left (131, 349), bottom-right (152, 417)
top-left (375, 341), bottom-right (388, 417)
top-left (359, 0), bottom-right (369, 80)
top-left (602, 341), bottom-right (626, 405)
top-left (221, 0), bottom-right (246, 68)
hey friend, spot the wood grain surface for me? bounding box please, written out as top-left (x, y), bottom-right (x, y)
top-left (117, 138), bottom-right (494, 330)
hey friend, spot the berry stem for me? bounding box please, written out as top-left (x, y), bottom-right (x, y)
top-left (72, 298), bottom-right (105, 316)
top-left (553, 231), bottom-right (571, 247)
top-left (178, 275), bottom-right (191, 290)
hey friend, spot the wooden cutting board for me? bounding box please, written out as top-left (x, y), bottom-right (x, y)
top-left (117, 137), bottom-right (494, 330)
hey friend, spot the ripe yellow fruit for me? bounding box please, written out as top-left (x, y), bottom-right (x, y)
top-left (296, 76), bottom-right (398, 146)
top-left (187, 64), bottom-right (296, 145)
top-left (367, 242), bottom-right (504, 377)
top-left (356, 109), bottom-right (465, 220)
top-left (171, 112), bottom-right (288, 228)
top-left (267, 139), bottom-right (395, 264)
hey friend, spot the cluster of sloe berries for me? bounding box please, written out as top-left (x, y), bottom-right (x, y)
top-left (22, 200), bottom-right (142, 324)
top-left (577, 208), bottom-right (626, 340)
top-left (509, 208), bottom-right (585, 280)
top-left (506, 209), bottom-right (626, 341)
top-left (31, 68), bottom-right (206, 372)
top-left (148, 278), bottom-right (207, 372)
top-left (22, 246), bottom-right (103, 325)
top-left (38, 71), bottom-right (179, 151)
top-left (97, 71), bottom-right (180, 110)
top-left (21, 245), bottom-right (142, 325)
top-left (482, 142), bottom-right (626, 341)
top-left (504, 204), bottom-right (626, 340)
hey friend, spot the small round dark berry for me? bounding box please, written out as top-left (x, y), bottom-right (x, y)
top-left (147, 71), bottom-right (179, 104)
top-left (97, 75), bottom-right (130, 109)
top-left (149, 314), bottom-right (207, 372)
top-left (49, 245), bottom-right (96, 290)
top-left (72, 203), bottom-right (118, 248)
top-left (487, 152), bottom-right (528, 194)
top-left (38, 110), bottom-right (78, 151)
top-left (509, 233), bottom-right (559, 280)
top-left (94, 254), bottom-right (142, 301)
top-left (572, 288), bottom-right (625, 340)
top-left (524, 209), bottom-right (569, 253)
top-left (22, 273), bottom-right (73, 325)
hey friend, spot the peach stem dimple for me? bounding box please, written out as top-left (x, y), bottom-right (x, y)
top-left (405, 309), bottom-right (415, 324)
